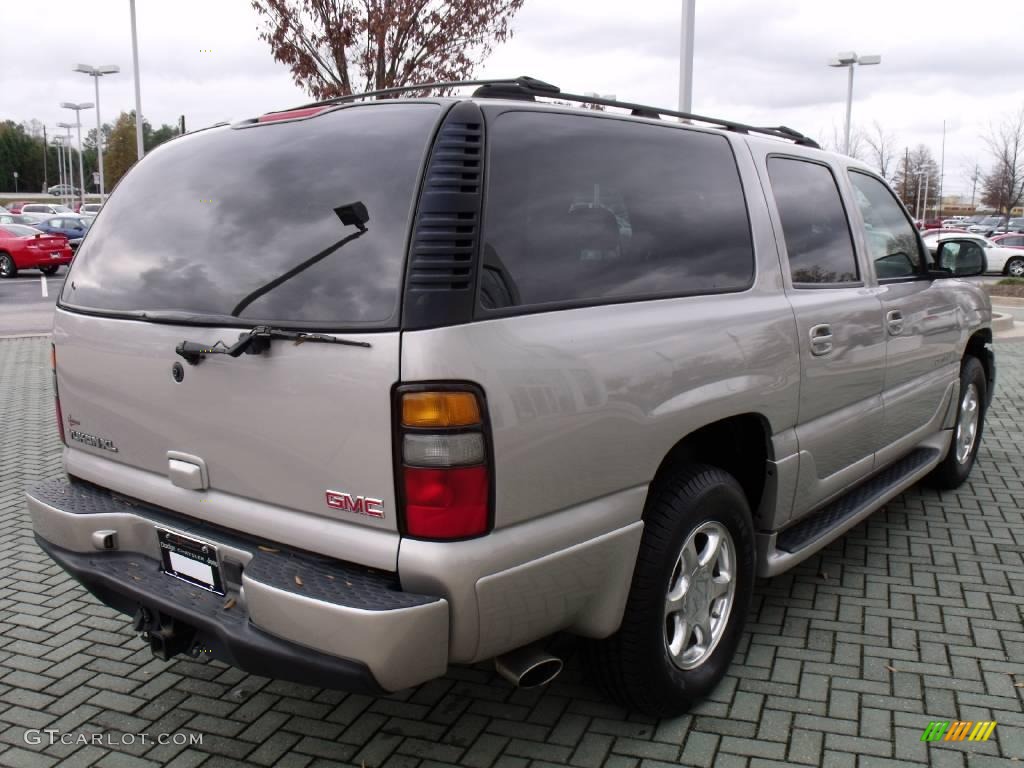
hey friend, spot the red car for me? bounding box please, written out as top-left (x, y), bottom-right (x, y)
top-left (5, 201), bottom-right (31, 214)
top-left (992, 233), bottom-right (1024, 250)
top-left (0, 224), bottom-right (74, 278)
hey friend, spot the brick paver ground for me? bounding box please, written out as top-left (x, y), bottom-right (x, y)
top-left (1, 336), bottom-right (1021, 768)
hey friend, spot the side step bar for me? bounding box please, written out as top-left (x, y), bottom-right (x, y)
top-left (758, 447), bottom-right (941, 578)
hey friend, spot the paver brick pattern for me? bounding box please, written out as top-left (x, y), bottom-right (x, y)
top-left (0, 336), bottom-right (1021, 768)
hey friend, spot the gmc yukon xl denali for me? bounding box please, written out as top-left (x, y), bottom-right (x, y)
top-left (27, 77), bottom-right (995, 716)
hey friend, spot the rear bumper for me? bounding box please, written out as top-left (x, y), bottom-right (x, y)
top-left (27, 478), bottom-right (449, 692)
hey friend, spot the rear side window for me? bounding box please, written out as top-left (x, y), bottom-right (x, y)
top-left (479, 112), bottom-right (753, 310)
top-left (767, 157), bottom-right (859, 285)
top-left (61, 103), bottom-right (441, 328)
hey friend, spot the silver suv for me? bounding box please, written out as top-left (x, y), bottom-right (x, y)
top-left (27, 78), bottom-right (995, 716)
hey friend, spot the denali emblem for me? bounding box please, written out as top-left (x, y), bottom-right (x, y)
top-left (326, 490), bottom-right (384, 519)
top-left (69, 430), bottom-right (119, 453)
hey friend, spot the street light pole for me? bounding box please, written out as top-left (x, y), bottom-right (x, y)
top-left (53, 137), bottom-right (64, 198)
top-left (60, 104), bottom-right (94, 206)
top-left (74, 64), bottom-right (120, 197)
top-left (678, 0), bottom-right (696, 113)
top-left (58, 124), bottom-right (77, 201)
top-left (828, 52), bottom-right (881, 156)
top-left (129, 0), bottom-right (145, 160)
top-left (915, 172), bottom-right (925, 220)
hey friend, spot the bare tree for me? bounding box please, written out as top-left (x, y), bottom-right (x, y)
top-left (863, 121), bottom-right (896, 180)
top-left (821, 122), bottom-right (867, 162)
top-left (981, 106), bottom-right (1024, 222)
top-left (251, 0), bottom-right (525, 100)
top-left (892, 144), bottom-right (940, 217)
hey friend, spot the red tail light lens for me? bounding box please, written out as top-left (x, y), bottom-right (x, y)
top-left (396, 386), bottom-right (492, 540)
top-left (403, 466), bottom-right (489, 538)
top-left (50, 344), bottom-right (66, 445)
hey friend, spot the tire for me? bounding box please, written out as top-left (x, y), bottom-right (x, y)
top-left (39, 266), bottom-right (59, 276)
top-left (0, 252), bottom-right (16, 279)
top-left (1004, 257), bottom-right (1024, 278)
top-left (927, 356), bottom-right (987, 490)
top-left (590, 464), bottom-right (755, 717)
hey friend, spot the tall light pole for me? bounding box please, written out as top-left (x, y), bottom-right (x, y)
top-left (53, 136), bottom-right (65, 198)
top-left (678, 0), bottom-right (696, 113)
top-left (74, 64), bottom-right (120, 196)
top-left (827, 52), bottom-right (881, 156)
top-left (61, 103), bottom-right (93, 206)
top-left (57, 124), bottom-right (76, 200)
top-left (129, 0), bottom-right (145, 160)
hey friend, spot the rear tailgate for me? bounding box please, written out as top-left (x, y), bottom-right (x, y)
top-left (51, 101), bottom-right (445, 568)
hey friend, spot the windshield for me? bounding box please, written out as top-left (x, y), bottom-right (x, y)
top-left (61, 103), bottom-right (440, 328)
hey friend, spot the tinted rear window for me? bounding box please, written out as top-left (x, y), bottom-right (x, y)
top-left (479, 111), bottom-right (753, 310)
top-left (61, 103), bottom-right (440, 328)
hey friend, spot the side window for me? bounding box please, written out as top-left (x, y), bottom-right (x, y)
top-left (767, 157), bottom-right (859, 285)
top-left (479, 112), bottom-right (754, 310)
top-left (847, 171), bottom-right (924, 279)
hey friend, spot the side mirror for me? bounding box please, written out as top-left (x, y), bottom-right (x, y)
top-left (934, 240), bottom-right (986, 278)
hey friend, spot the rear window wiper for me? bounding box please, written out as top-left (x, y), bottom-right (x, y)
top-left (176, 325), bottom-right (370, 365)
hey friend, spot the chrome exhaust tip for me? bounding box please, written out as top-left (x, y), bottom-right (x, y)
top-left (494, 645), bottom-right (563, 689)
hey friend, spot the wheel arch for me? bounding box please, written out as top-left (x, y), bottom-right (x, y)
top-left (965, 327), bottom-right (995, 405)
top-left (648, 413), bottom-right (773, 527)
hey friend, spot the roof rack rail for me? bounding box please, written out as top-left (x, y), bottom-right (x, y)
top-left (280, 75), bottom-right (820, 149)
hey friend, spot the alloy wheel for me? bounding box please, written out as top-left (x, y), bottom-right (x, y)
top-left (664, 521), bottom-right (737, 670)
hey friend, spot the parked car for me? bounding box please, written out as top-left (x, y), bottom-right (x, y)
top-left (78, 202), bottom-right (103, 216)
top-left (0, 213), bottom-right (46, 226)
top-left (26, 80), bottom-right (995, 717)
top-left (922, 230), bottom-right (1024, 276)
top-left (5, 201), bottom-right (31, 213)
top-left (942, 219), bottom-right (964, 228)
top-left (967, 216), bottom-right (1004, 236)
top-left (0, 223), bottom-right (73, 277)
top-left (47, 184), bottom-right (80, 196)
top-left (31, 215), bottom-right (90, 249)
top-left (992, 233), bottom-right (1024, 250)
top-left (921, 217), bottom-right (944, 230)
top-left (21, 203), bottom-right (75, 216)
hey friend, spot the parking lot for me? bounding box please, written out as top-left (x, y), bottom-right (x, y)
top-left (0, 334), bottom-right (1020, 767)
top-left (0, 271), bottom-right (65, 337)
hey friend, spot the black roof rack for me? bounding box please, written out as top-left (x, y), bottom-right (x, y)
top-left (280, 75), bottom-right (820, 149)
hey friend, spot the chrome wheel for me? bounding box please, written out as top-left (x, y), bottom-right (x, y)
top-left (664, 521), bottom-right (736, 670)
top-left (1007, 258), bottom-right (1024, 278)
top-left (0, 255), bottom-right (13, 278)
top-left (955, 383), bottom-right (980, 464)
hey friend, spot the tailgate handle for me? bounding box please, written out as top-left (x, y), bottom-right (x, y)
top-left (167, 452), bottom-right (209, 490)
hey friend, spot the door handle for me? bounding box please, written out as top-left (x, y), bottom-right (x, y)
top-left (886, 310), bottom-right (904, 336)
top-left (809, 323), bottom-right (833, 356)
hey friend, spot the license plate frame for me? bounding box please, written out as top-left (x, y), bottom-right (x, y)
top-left (50, 252), bottom-right (60, 259)
top-left (157, 528), bottom-right (224, 594)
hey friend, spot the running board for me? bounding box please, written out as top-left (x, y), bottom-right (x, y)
top-left (758, 447), bottom-right (941, 578)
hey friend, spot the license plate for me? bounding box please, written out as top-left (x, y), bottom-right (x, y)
top-left (157, 529), bottom-right (224, 594)
top-left (50, 252), bottom-right (60, 258)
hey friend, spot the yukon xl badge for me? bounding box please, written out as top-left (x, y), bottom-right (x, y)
top-left (325, 490), bottom-right (384, 519)
top-left (69, 430), bottom-right (119, 452)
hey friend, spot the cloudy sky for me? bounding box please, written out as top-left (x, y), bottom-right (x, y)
top-left (4, 0), bottom-right (1022, 197)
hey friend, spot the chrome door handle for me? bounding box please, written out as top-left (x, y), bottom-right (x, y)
top-left (809, 323), bottom-right (833, 356)
top-left (886, 310), bottom-right (904, 336)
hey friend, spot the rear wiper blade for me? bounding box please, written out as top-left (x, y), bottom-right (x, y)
top-left (176, 325), bottom-right (370, 365)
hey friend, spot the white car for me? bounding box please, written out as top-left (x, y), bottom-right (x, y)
top-left (21, 203), bottom-right (75, 216)
top-left (922, 230), bottom-right (1024, 276)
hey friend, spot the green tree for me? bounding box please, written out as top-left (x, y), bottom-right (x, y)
top-left (101, 112), bottom-right (180, 189)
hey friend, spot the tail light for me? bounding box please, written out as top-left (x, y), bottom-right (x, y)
top-left (50, 344), bottom-right (66, 445)
top-left (396, 387), bottom-right (492, 539)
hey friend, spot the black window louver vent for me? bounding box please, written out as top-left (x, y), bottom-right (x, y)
top-left (403, 102), bottom-right (486, 329)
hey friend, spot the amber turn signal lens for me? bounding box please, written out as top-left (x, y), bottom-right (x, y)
top-left (402, 391), bottom-right (481, 428)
